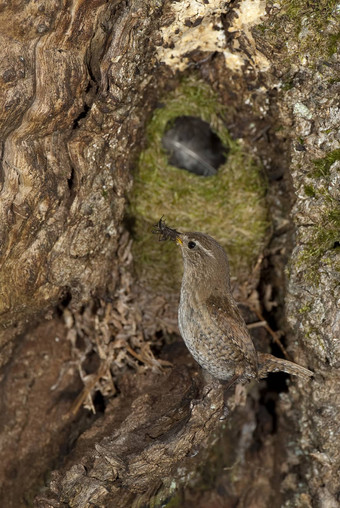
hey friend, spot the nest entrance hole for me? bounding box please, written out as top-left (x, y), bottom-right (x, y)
top-left (162, 115), bottom-right (227, 176)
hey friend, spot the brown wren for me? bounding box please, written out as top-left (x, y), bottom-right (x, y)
top-left (153, 218), bottom-right (313, 383)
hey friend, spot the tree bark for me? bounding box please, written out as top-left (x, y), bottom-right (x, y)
top-left (0, 1), bottom-right (339, 507)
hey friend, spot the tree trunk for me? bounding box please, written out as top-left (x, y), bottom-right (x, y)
top-left (0, 1), bottom-right (338, 507)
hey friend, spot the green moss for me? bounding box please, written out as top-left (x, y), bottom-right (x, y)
top-left (304, 184), bottom-right (316, 197)
top-left (327, 31), bottom-right (340, 56)
top-left (297, 198), bottom-right (340, 283)
top-left (162, 493), bottom-right (182, 508)
top-left (304, 325), bottom-right (324, 350)
top-left (283, 0), bottom-right (337, 22)
top-left (129, 76), bottom-right (268, 290)
top-left (310, 149), bottom-right (340, 178)
top-left (264, 0), bottom-right (339, 64)
top-left (298, 303), bottom-right (312, 314)
top-left (256, 22), bottom-right (267, 34)
top-left (297, 147), bottom-right (340, 283)
top-left (282, 79), bottom-right (294, 91)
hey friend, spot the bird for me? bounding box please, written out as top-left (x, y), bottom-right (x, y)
top-left (153, 218), bottom-right (313, 384)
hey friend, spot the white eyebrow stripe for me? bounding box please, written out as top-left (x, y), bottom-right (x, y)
top-left (196, 241), bottom-right (215, 258)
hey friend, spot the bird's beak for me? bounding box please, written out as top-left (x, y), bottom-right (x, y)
top-left (176, 236), bottom-right (183, 246)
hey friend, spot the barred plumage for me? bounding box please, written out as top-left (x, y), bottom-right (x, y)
top-left (155, 221), bottom-right (314, 384)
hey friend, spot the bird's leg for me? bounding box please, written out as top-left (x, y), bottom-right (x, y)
top-left (217, 374), bottom-right (242, 419)
top-left (223, 373), bottom-right (242, 393)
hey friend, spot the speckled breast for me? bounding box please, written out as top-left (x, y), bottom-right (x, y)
top-left (178, 290), bottom-right (236, 381)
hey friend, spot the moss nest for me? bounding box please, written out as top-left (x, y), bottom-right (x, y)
top-left (130, 76), bottom-right (269, 291)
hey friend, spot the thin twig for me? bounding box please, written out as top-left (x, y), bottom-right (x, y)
top-left (253, 308), bottom-right (289, 359)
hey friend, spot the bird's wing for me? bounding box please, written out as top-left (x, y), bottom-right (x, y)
top-left (206, 294), bottom-right (258, 373)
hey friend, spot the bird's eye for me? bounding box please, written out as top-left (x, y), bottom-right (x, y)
top-left (188, 241), bottom-right (196, 249)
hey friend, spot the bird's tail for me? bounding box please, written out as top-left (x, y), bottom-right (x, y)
top-left (257, 352), bottom-right (313, 380)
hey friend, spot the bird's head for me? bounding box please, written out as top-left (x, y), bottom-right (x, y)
top-left (176, 231), bottom-right (231, 292)
top-left (152, 217), bottom-right (231, 294)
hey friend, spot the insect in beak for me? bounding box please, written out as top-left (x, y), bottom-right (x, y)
top-left (152, 216), bottom-right (182, 242)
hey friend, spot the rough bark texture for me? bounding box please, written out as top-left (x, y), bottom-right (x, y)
top-left (0, 0), bottom-right (161, 363)
top-left (0, 1), bottom-right (339, 507)
top-left (281, 57), bottom-right (340, 508)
